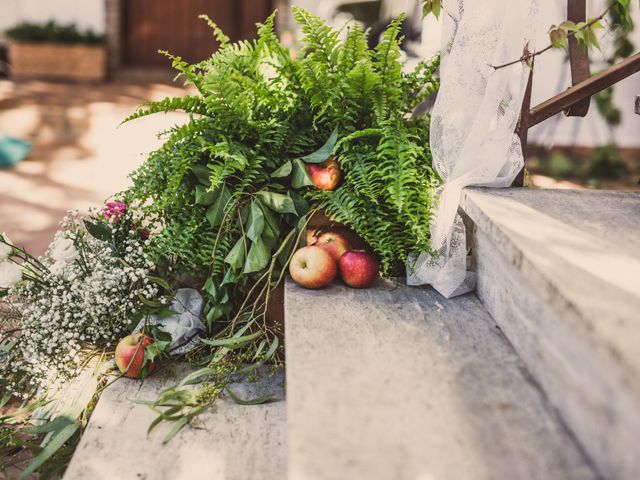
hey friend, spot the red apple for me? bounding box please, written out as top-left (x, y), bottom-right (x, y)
top-left (338, 250), bottom-right (379, 288)
top-left (316, 231), bottom-right (351, 261)
top-left (307, 157), bottom-right (342, 191)
top-left (289, 246), bottom-right (337, 289)
top-left (306, 228), bottom-right (319, 246)
top-left (115, 333), bottom-right (157, 378)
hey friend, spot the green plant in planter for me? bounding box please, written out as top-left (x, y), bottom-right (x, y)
top-left (6, 21), bottom-right (106, 45)
top-left (122, 8), bottom-right (439, 433)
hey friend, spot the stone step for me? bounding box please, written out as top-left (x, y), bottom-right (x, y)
top-left (284, 279), bottom-right (597, 480)
top-left (461, 187), bottom-right (640, 480)
top-left (63, 365), bottom-right (285, 480)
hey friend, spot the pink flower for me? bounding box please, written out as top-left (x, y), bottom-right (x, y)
top-left (103, 202), bottom-right (127, 221)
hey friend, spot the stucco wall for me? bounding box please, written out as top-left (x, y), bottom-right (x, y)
top-left (0, 0), bottom-right (106, 36)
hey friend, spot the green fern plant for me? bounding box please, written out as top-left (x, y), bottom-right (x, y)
top-left (122, 7), bottom-right (440, 435)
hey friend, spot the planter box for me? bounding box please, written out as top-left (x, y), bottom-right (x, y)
top-left (8, 42), bottom-right (107, 82)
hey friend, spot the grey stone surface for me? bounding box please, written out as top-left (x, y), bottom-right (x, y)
top-left (462, 187), bottom-right (640, 480)
top-left (285, 279), bottom-right (597, 480)
top-left (63, 366), bottom-right (285, 480)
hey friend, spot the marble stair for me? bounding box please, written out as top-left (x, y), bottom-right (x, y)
top-left (461, 187), bottom-right (640, 480)
top-left (63, 187), bottom-right (640, 480)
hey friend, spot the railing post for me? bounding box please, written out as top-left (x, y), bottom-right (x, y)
top-left (565, 0), bottom-right (591, 117)
top-left (513, 66), bottom-right (534, 187)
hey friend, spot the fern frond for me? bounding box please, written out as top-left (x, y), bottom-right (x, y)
top-left (199, 14), bottom-right (230, 47)
top-left (123, 96), bottom-right (210, 123)
top-left (372, 15), bottom-right (405, 122)
top-left (339, 23), bottom-right (369, 73)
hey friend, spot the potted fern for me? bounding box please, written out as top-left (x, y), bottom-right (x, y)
top-left (6, 21), bottom-right (107, 82)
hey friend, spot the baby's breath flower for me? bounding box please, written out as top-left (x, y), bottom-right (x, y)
top-left (3, 208), bottom-right (162, 393)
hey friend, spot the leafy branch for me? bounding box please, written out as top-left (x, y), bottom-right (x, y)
top-left (491, 6), bottom-right (610, 70)
top-left (421, 0), bottom-right (634, 71)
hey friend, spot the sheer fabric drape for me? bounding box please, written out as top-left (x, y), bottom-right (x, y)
top-left (408, 0), bottom-right (539, 298)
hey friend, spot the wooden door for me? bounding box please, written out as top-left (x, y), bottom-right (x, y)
top-left (123, 0), bottom-right (273, 67)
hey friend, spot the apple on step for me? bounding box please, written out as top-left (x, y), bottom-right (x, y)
top-left (289, 246), bottom-right (337, 289)
top-left (315, 231), bottom-right (351, 261)
top-left (339, 250), bottom-right (379, 289)
top-left (307, 156), bottom-right (342, 191)
top-left (115, 333), bottom-right (157, 378)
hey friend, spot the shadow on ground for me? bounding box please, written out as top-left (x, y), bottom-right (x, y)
top-left (0, 79), bottom-right (192, 255)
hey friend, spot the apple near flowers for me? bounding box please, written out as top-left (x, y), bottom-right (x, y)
top-left (115, 333), bottom-right (157, 378)
top-left (339, 250), bottom-right (379, 289)
top-left (307, 157), bottom-right (342, 191)
top-left (289, 246), bottom-right (337, 289)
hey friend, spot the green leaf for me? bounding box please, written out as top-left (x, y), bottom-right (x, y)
top-left (18, 421), bottom-right (78, 480)
top-left (422, 0), bottom-right (442, 18)
top-left (261, 206), bottom-right (281, 246)
top-left (243, 237), bottom-right (270, 274)
top-left (234, 337), bottom-right (279, 376)
top-left (257, 191), bottom-right (297, 215)
top-left (147, 275), bottom-right (173, 293)
top-left (84, 220), bottom-right (112, 242)
top-left (195, 185), bottom-right (216, 205)
top-left (191, 165), bottom-right (211, 185)
top-left (177, 368), bottom-right (216, 387)
top-left (23, 415), bottom-right (75, 434)
top-left (163, 417), bottom-right (189, 444)
top-left (221, 268), bottom-right (237, 286)
top-left (224, 238), bottom-right (246, 269)
top-left (246, 201), bottom-right (265, 242)
top-left (292, 158), bottom-right (315, 188)
top-left (300, 127), bottom-right (338, 163)
top-left (271, 160), bottom-right (292, 178)
top-left (200, 330), bottom-right (262, 348)
top-left (549, 27), bottom-right (568, 50)
top-left (205, 184), bottom-right (232, 227)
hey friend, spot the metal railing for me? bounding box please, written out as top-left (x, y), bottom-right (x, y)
top-left (514, 0), bottom-right (640, 185)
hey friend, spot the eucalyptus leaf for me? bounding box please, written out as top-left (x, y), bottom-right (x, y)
top-left (23, 415), bottom-right (75, 435)
top-left (18, 422), bottom-right (78, 480)
top-left (257, 191), bottom-right (297, 215)
top-left (224, 238), bottom-right (246, 270)
top-left (200, 330), bottom-right (262, 348)
top-left (163, 417), bottom-right (189, 444)
top-left (246, 201), bottom-right (265, 242)
top-left (191, 164), bottom-right (212, 185)
top-left (84, 220), bottom-right (112, 242)
top-left (221, 268), bottom-right (237, 286)
top-left (300, 127), bottom-right (338, 163)
top-left (205, 184), bottom-right (232, 227)
top-left (177, 367), bottom-right (216, 387)
top-left (243, 237), bottom-right (270, 274)
top-left (261, 206), bottom-right (281, 245)
top-left (195, 185), bottom-right (216, 205)
top-left (271, 160), bottom-right (292, 178)
top-left (292, 158), bottom-right (315, 188)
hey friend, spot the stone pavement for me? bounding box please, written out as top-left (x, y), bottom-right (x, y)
top-left (0, 78), bottom-right (193, 255)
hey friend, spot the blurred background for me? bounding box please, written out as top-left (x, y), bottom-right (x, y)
top-left (0, 0), bottom-right (638, 255)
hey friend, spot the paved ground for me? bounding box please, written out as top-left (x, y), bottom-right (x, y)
top-left (0, 78), bottom-right (191, 255)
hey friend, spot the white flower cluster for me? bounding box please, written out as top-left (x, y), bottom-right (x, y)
top-left (5, 210), bottom-right (162, 395)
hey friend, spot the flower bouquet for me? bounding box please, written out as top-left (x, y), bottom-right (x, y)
top-left (0, 8), bottom-right (440, 476)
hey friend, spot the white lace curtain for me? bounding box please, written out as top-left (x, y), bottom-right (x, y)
top-left (408, 0), bottom-right (539, 298)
